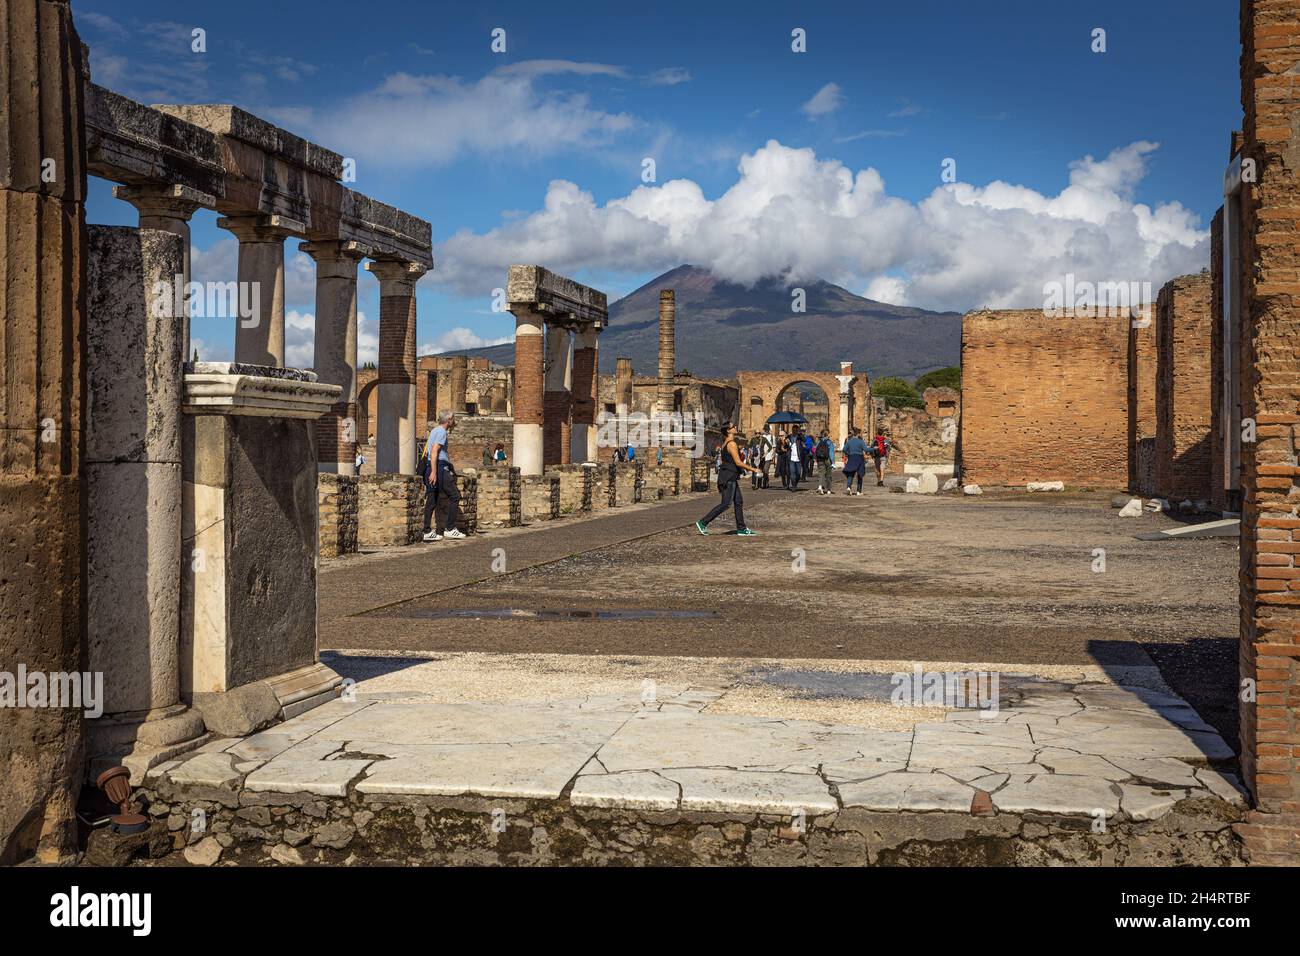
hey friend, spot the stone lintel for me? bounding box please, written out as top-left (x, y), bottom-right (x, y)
top-left (507, 265), bottom-right (608, 328)
top-left (152, 103), bottom-right (344, 179)
top-left (112, 182), bottom-right (215, 219)
top-left (183, 365), bottom-right (341, 419)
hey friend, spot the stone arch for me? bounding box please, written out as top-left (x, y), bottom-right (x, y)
top-left (736, 369), bottom-right (872, 444)
top-left (356, 373), bottom-right (379, 445)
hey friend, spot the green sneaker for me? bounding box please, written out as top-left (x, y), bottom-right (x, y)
top-left (695, 520), bottom-right (709, 535)
top-left (736, 528), bottom-right (757, 536)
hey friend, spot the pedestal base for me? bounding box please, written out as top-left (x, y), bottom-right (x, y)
top-left (85, 704), bottom-right (208, 785)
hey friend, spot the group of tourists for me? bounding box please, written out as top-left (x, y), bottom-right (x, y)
top-left (697, 423), bottom-right (896, 535)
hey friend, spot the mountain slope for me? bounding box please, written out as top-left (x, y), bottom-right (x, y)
top-left (439, 264), bottom-right (963, 380)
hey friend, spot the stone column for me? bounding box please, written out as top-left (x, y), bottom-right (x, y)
top-left (449, 354), bottom-right (468, 415)
top-left (366, 259), bottom-right (426, 475)
top-left (657, 290), bottom-right (676, 415)
top-left (113, 184), bottom-right (212, 361)
top-left (505, 367), bottom-right (515, 417)
top-left (491, 371), bottom-right (509, 414)
top-left (0, 0), bottom-right (87, 865)
top-left (616, 357), bottom-right (634, 417)
top-left (571, 326), bottom-right (599, 463)
top-left (510, 307), bottom-right (546, 476)
top-left (836, 371), bottom-right (855, 446)
top-left (302, 240), bottom-right (368, 475)
top-left (85, 226), bottom-right (204, 781)
top-left (217, 213), bottom-right (303, 367)
top-left (543, 321), bottom-right (572, 467)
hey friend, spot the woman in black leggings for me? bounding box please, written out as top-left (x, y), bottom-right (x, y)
top-left (696, 423), bottom-right (762, 536)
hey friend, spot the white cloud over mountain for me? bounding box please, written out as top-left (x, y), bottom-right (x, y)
top-left (431, 139), bottom-right (1208, 312)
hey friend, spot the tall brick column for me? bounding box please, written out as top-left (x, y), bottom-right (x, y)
top-left (616, 356), bottom-right (634, 418)
top-left (366, 258), bottom-right (426, 475)
top-left (571, 326), bottom-right (599, 463)
top-left (217, 213), bottom-right (303, 367)
top-left (113, 183), bottom-right (212, 360)
top-left (1235, 0), bottom-right (1300, 865)
top-left (543, 321), bottom-right (571, 467)
top-left (449, 354), bottom-right (468, 414)
top-left (303, 240), bottom-right (368, 474)
top-left (0, 0), bottom-right (87, 864)
top-left (1154, 272), bottom-right (1214, 502)
top-left (511, 307), bottom-right (545, 475)
top-left (657, 290), bottom-right (676, 415)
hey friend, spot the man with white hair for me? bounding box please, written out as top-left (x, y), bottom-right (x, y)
top-left (422, 410), bottom-right (465, 542)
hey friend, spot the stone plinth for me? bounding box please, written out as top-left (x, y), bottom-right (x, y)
top-left (548, 464), bottom-right (593, 513)
top-left (476, 467), bottom-right (521, 528)
top-left (85, 225), bottom-right (205, 781)
top-left (521, 475), bottom-right (560, 522)
top-left (318, 474), bottom-right (359, 558)
top-left (357, 474), bottom-right (422, 547)
top-left (181, 365), bottom-right (342, 733)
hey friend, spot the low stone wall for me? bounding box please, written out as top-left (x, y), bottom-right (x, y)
top-left (547, 464), bottom-right (593, 514)
top-left (590, 463), bottom-right (616, 510)
top-left (642, 465), bottom-right (680, 500)
top-left (690, 458), bottom-right (710, 492)
top-left (476, 467), bottom-right (521, 528)
top-left (614, 462), bottom-right (642, 506)
top-left (117, 783), bottom-right (1246, 868)
top-left (521, 475), bottom-right (560, 522)
top-left (317, 474), bottom-right (359, 558)
top-left (357, 475), bottom-right (422, 548)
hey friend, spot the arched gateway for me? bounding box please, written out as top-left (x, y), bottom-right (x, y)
top-left (737, 366), bottom-right (872, 445)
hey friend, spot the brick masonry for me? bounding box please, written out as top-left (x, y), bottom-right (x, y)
top-left (1155, 272), bottom-right (1215, 502)
top-left (356, 475), bottom-right (422, 547)
top-left (547, 464), bottom-right (593, 514)
top-left (1128, 305), bottom-right (1158, 496)
top-left (475, 467), bottom-right (521, 528)
top-left (317, 474), bottom-right (358, 558)
top-left (1234, 0), bottom-right (1300, 864)
top-left (614, 462), bottom-right (642, 506)
top-left (1209, 207), bottom-right (1230, 513)
top-left (521, 475), bottom-right (560, 523)
top-left (959, 309), bottom-right (1129, 487)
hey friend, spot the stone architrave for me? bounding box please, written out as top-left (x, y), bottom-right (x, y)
top-left (217, 213), bottom-right (304, 367)
top-left (367, 259), bottom-right (427, 475)
top-left (180, 363), bottom-right (343, 729)
top-left (302, 239), bottom-right (370, 475)
top-left (85, 225), bottom-right (205, 781)
top-left (113, 183), bottom-right (213, 360)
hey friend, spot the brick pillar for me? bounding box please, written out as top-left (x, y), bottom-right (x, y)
top-left (543, 321), bottom-right (571, 467)
top-left (303, 240), bottom-right (368, 475)
top-left (511, 306), bottom-right (545, 475)
top-left (1235, 0), bottom-right (1300, 865)
top-left (1128, 302), bottom-right (1158, 496)
top-left (449, 354), bottom-right (468, 415)
top-left (0, 0), bottom-right (87, 865)
top-left (571, 326), bottom-right (599, 463)
top-left (616, 356), bottom-right (634, 417)
top-left (366, 259), bottom-right (426, 475)
top-left (217, 213), bottom-right (303, 367)
top-left (113, 183), bottom-right (212, 361)
top-left (1155, 273), bottom-right (1214, 502)
top-left (657, 290), bottom-right (675, 414)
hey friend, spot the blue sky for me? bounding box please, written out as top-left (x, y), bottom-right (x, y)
top-left (77, 0), bottom-right (1239, 364)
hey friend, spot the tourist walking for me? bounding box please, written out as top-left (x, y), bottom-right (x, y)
top-left (841, 427), bottom-right (869, 495)
top-left (786, 427), bottom-right (802, 491)
top-left (695, 422), bottom-right (761, 536)
top-left (802, 432), bottom-right (815, 480)
top-left (421, 410), bottom-right (466, 542)
top-left (815, 429), bottom-right (835, 494)
top-left (871, 428), bottom-right (894, 487)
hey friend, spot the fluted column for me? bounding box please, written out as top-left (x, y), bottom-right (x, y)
top-left (217, 213), bottom-right (303, 367)
top-left (543, 321), bottom-right (571, 466)
top-left (366, 258), bottom-right (426, 475)
top-left (113, 184), bottom-right (212, 361)
top-left (510, 306), bottom-right (545, 476)
top-left (303, 240), bottom-right (368, 474)
top-left (571, 326), bottom-right (599, 463)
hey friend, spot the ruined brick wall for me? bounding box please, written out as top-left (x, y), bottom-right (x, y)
top-left (1155, 272), bottom-right (1215, 502)
top-left (1209, 207), bottom-right (1229, 512)
top-left (476, 467), bottom-right (521, 528)
top-left (614, 462), bottom-right (643, 505)
top-left (441, 417), bottom-right (513, 468)
top-left (317, 474), bottom-right (359, 558)
top-left (642, 465), bottom-right (680, 499)
top-left (548, 464), bottom-right (593, 513)
top-left (1128, 304), bottom-right (1158, 496)
top-left (959, 309), bottom-right (1128, 487)
top-left (1235, 0), bottom-right (1300, 864)
top-left (880, 407), bottom-right (957, 476)
top-left (589, 462), bottom-right (616, 510)
top-left (356, 475), bottom-right (421, 547)
top-left (923, 387), bottom-right (959, 417)
top-left (521, 475), bottom-right (559, 522)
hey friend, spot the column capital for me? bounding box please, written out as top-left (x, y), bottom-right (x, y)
top-left (217, 213), bottom-right (306, 243)
top-left (301, 240), bottom-right (371, 278)
top-left (113, 183), bottom-right (215, 221)
top-left (366, 258), bottom-right (428, 295)
top-left (835, 374), bottom-right (855, 395)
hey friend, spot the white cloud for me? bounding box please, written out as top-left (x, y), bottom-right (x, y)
top-left (281, 309), bottom-right (377, 369)
top-left (801, 82), bottom-right (844, 118)
top-left (419, 327), bottom-right (513, 355)
top-left (430, 138), bottom-right (1208, 313)
top-left (647, 67), bottom-right (692, 86)
top-left (274, 62), bottom-right (637, 167)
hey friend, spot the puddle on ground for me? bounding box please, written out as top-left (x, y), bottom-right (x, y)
top-left (746, 667), bottom-right (1049, 706)
top-left (394, 608), bottom-right (719, 621)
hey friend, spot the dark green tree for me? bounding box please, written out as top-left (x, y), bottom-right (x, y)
top-left (873, 376), bottom-right (924, 409)
top-left (914, 366), bottom-right (961, 392)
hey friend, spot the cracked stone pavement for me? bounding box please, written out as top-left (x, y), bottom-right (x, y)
top-left (153, 677), bottom-right (1248, 821)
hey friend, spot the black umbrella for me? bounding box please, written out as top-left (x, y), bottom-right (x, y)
top-left (766, 410), bottom-right (808, 425)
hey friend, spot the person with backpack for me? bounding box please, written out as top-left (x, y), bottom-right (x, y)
top-left (421, 410), bottom-right (466, 542)
top-left (802, 432), bottom-right (815, 479)
top-left (841, 427), bottom-right (869, 495)
top-left (814, 429), bottom-right (835, 494)
top-left (871, 428), bottom-right (894, 487)
top-left (695, 422), bottom-right (761, 536)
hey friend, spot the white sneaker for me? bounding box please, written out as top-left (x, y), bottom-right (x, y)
top-left (443, 528), bottom-right (466, 539)
top-left (422, 530), bottom-right (441, 542)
